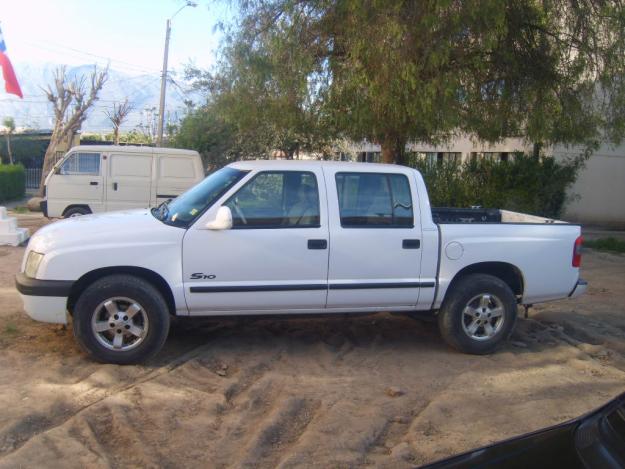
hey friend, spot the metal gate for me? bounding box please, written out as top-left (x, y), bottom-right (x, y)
top-left (25, 168), bottom-right (42, 189)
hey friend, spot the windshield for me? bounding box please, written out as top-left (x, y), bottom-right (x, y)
top-left (152, 167), bottom-right (247, 228)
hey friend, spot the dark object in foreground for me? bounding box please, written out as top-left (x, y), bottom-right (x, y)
top-left (422, 392), bottom-right (625, 469)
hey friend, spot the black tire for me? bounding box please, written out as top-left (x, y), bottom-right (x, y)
top-left (73, 274), bottom-right (170, 364)
top-left (438, 273), bottom-right (517, 354)
top-left (63, 206), bottom-right (91, 218)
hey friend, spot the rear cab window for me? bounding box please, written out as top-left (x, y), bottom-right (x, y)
top-left (335, 172), bottom-right (414, 227)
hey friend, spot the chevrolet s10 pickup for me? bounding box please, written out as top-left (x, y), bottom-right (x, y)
top-left (16, 160), bottom-right (586, 363)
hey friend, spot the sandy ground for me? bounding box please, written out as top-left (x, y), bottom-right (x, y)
top-left (1, 215), bottom-right (625, 468)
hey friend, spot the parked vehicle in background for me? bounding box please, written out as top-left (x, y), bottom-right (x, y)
top-left (16, 160), bottom-right (587, 363)
top-left (40, 145), bottom-right (203, 218)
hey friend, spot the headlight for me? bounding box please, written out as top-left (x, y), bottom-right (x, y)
top-left (24, 251), bottom-right (44, 278)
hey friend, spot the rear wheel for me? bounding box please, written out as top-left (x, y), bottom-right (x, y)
top-left (438, 274), bottom-right (517, 354)
top-left (73, 275), bottom-right (170, 364)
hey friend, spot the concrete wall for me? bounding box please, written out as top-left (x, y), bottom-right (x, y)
top-left (553, 146), bottom-right (625, 228)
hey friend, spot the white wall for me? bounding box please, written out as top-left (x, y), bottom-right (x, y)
top-left (553, 146), bottom-right (625, 228)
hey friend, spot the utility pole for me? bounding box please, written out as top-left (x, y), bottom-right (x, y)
top-left (156, 1), bottom-right (197, 147)
top-left (156, 19), bottom-right (171, 147)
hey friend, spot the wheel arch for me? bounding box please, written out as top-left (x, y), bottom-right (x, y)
top-left (443, 262), bottom-right (525, 304)
top-left (67, 266), bottom-right (176, 316)
top-left (62, 204), bottom-right (92, 217)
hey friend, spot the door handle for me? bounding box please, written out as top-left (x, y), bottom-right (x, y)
top-left (113, 182), bottom-right (118, 191)
top-left (308, 239), bottom-right (327, 250)
top-left (89, 181), bottom-right (98, 186)
top-left (402, 239), bottom-right (421, 249)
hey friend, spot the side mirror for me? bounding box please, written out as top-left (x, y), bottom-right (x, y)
top-left (205, 206), bottom-right (233, 230)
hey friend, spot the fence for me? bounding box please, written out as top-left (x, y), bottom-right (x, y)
top-left (25, 168), bottom-right (42, 189)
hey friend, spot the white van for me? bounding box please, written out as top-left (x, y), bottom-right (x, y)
top-left (41, 145), bottom-right (204, 218)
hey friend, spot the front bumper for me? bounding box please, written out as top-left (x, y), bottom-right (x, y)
top-left (15, 273), bottom-right (72, 324)
top-left (569, 279), bottom-right (588, 299)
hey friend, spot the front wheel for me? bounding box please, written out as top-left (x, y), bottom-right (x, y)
top-left (73, 274), bottom-right (170, 364)
top-left (438, 273), bottom-right (517, 354)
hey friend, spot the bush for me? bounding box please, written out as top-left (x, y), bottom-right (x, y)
top-left (406, 154), bottom-right (581, 218)
top-left (0, 164), bottom-right (26, 202)
top-left (584, 237), bottom-right (625, 254)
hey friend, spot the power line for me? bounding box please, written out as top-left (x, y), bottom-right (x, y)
top-left (22, 40), bottom-right (161, 75)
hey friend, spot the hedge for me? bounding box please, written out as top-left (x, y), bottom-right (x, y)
top-left (0, 164), bottom-right (26, 202)
top-left (406, 153), bottom-right (582, 219)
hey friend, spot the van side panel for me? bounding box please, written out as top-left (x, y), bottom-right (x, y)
top-left (154, 154), bottom-right (203, 205)
top-left (105, 153), bottom-right (153, 211)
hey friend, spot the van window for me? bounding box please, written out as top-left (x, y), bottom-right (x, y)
top-left (60, 153), bottom-right (100, 175)
top-left (159, 156), bottom-right (194, 179)
top-left (335, 172), bottom-right (413, 228)
top-left (109, 154), bottom-right (151, 178)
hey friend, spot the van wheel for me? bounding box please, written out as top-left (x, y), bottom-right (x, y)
top-left (72, 275), bottom-right (170, 364)
top-left (63, 206), bottom-right (91, 218)
top-left (438, 274), bottom-right (517, 354)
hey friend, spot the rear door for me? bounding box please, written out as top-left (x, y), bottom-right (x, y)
top-left (105, 152), bottom-right (153, 211)
top-left (324, 167), bottom-right (426, 308)
top-left (155, 154), bottom-right (200, 205)
top-left (47, 151), bottom-right (104, 216)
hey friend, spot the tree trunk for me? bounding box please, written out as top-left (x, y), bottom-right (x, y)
top-left (114, 127), bottom-right (120, 145)
top-left (37, 136), bottom-right (61, 196)
top-left (532, 142), bottom-right (542, 159)
top-left (6, 134), bottom-right (13, 165)
top-left (381, 137), bottom-right (406, 164)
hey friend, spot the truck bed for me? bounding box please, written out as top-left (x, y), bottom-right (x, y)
top-left (432, 207), bottom-right (568, 225)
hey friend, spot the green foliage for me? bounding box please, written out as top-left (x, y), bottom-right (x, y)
top-left (7, 134), bottom-right (50, 168)
top-left (0, 164), bottom-right (25, 202)
top-left (584, 237), bottom-right (625, 254)
top-left (170, 103), bottom-right (243, 169)
top-left (408, 154), bottom-right (581, 218)
top-left (211, 0), bottom-right (625, 162)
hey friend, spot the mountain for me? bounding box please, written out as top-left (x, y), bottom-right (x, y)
top-left (0, 62), bottom-right (190, 132)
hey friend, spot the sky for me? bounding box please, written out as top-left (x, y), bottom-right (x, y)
top-left (1, 0), bottom-right (234, 75)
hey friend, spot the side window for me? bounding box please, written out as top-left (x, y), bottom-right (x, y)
top-left (225, 171), bottom-right (320, 228)
top-left (335, 172), bottom-right (414, 227)
top-left (60, 153), bottom-right (101, 176)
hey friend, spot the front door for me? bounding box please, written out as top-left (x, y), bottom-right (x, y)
top-left (324, 168), bottom-right (425, 308)
top-left (105, 152), bottom-right (153, 211)
top-left (47, 151), bottom-right (104, 216)
top-left (183, 169), bottom-right (330, 313)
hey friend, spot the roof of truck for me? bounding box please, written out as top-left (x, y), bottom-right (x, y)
top-left (69, 145), bottom-right (199, 156)
top-left (230, 159), bottom-right (415, 171)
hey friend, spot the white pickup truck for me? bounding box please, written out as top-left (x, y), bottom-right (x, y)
top-left (16, 160), bottom-right (587, 364)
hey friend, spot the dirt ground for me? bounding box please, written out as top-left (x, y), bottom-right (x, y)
top-left (1, 215), bottom-right (625, 468)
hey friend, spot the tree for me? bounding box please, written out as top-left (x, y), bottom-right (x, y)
top-left (183, 13), bottom-right (337, 160)
top-left (2, 117), bottom-right (15, 164)
top-left (104, 98), bottom-right (133, 145)
top-left (38, 66), bottom-right (108, 194)
top-left (215, 0), bottom-right (625, 163)
top-left (171, 102), bottom-right (245, 168)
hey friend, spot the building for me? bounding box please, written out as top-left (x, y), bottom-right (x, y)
top-left (343, 137), bottom-right (625, 228)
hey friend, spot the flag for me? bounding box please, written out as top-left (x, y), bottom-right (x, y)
top-left (0, 26), bottom-right (22, 98)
